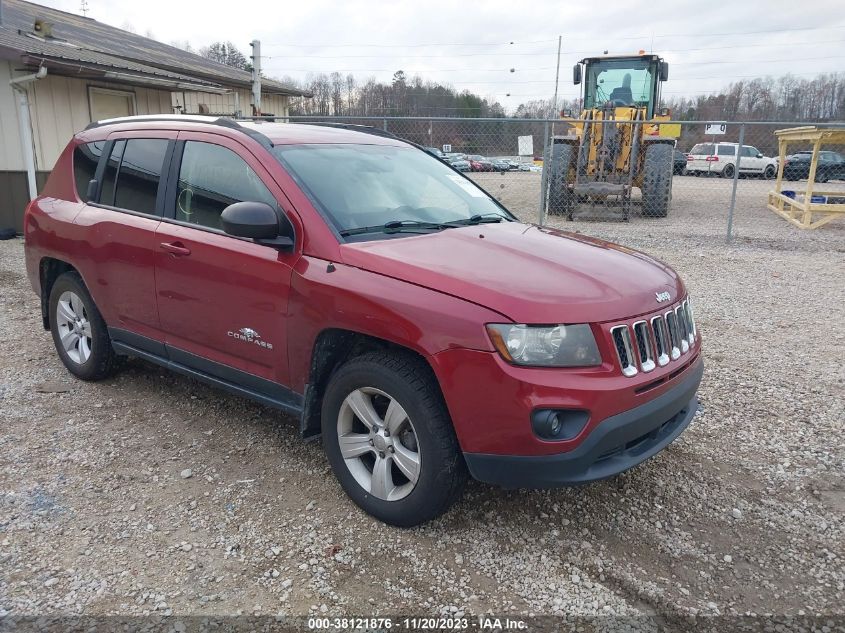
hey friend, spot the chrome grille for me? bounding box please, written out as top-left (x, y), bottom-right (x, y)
top-left (611, 298), bottom-right (697, 377)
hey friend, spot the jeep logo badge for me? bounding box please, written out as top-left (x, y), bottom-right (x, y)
top-left (655, 291), bottom-right (671, 303)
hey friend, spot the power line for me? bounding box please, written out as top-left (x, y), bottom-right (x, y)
top-left (262, 43), bottom-right (845, 60)
top-left (264, 39), bottom-right (558, 49)
top-left (267, 63), bottom-right (845, 82)
top-left (262, 24), bottom-right (845, 48)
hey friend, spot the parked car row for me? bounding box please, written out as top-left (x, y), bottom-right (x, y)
top-left (423, 148), bottom-right (524, 173)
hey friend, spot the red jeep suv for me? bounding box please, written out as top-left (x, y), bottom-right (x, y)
top-left (24, 116), bottom-right (703, 526)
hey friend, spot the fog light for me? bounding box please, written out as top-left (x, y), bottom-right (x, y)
top-left (531, 409), bottom-right (589, 441)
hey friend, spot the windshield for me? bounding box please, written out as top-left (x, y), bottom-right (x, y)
top-left (272, 144), bottom-right (512, 238)
top-left (584, 59), bottom-right (656, 114)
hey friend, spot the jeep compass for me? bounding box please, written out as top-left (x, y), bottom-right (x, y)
top-left (24, 115), bottom-right (703, 526)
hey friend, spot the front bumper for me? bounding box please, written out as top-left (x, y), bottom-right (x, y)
top-left (463, 357), bottom-right (703, 488)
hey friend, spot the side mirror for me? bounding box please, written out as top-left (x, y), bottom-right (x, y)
top-left (659, 62), bottom-right (669, 82)
top-left (756, 153), bottom-right (763, 158)
top-left (221, 201), bottom-right (291, 248)
top-left (573, 64), bottom-right (582, 85)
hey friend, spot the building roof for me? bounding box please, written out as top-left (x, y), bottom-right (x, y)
top-left (0, 0), bottom-right (311, 97)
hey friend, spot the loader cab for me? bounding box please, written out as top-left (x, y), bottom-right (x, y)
top-left (574, 54), bottom-right (668, 119)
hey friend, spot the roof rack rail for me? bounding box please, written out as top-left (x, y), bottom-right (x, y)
top-left (83, 115), bottom-right (273, 149)
top-left (296, 121), bottom-right (400, 141)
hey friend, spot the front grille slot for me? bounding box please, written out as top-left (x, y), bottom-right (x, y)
top-left (632, 321), bottom-right (655, 372)
top-left (610, 325), bottom-right (638, 377)
top-left (665, 310), bottom-right (682, 360)
top-left (675, 305), bottom-right (690, 353)
top-left (682, 299), bottom-right (696, 343)
top-left (651, 315), bottom-right (671, 367)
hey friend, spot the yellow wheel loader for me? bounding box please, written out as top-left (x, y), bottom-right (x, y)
top-left (548, 54), bottom-right (681, 220)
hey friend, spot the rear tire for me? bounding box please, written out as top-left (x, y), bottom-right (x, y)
top-left (641, 143), bottom-right (673, 218)
top-left (48, 272), bottom-right (119, 381)
top-left (548, 142), bottom-right (575, 218)
top-left (321, 351), bottom-right (467, 527)
top-left (722, 164), bottom-right (735, 179)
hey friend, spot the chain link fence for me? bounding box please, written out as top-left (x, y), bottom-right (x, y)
top-left (267, 115), bottom-right (845, 241)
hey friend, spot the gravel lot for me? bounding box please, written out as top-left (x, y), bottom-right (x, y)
top-left (1, 174), bottom-right (843, 628)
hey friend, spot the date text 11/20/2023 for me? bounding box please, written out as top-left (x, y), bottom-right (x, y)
top-left (307, 616), bottom-right (528, 630)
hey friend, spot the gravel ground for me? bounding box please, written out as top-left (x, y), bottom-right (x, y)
top-left (0, 175), bottom-right (843, 628)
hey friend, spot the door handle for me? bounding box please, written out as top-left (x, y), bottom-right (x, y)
top-left (160, 242), bottom-right (191, 257)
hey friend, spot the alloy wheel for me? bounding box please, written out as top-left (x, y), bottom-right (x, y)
top-left (55, 291), bottom-right (92, 364)
top-left (337, 387), bottom-right (421, 501)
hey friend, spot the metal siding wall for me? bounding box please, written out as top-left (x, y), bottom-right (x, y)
top-left (172, 89), bottom-right (288, 117)
top-left (0, 62), bottom-right (25, 171)
top-left (27, 77), bottom-right (173, 171)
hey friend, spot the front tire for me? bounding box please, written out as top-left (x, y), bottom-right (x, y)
top-left (641, 143), bottom-right (673, 218)
top-left (764, 165), bottom-right (776, 179)
top-left (321, 351), bottom-right (467, 527)
top-left (49, 272), bottom-right (119, 381)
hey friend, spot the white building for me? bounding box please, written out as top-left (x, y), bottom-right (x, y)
top-left (0, 0), bottom-right (310, 231)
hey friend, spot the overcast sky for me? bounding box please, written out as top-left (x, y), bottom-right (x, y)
top-left (39, 0), bottom-right (845, 112)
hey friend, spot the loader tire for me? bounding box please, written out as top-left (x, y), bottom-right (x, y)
top-left (548, 142), bottom-right (575, 218)
top-left (641, 143), bottom-right (673, 218)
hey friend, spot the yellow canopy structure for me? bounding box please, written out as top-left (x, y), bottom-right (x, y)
top-left (767, 126), bottom-right (845, 230)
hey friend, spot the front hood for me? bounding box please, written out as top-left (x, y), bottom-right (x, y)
top-left (340, 222), bottom-right (684, 323)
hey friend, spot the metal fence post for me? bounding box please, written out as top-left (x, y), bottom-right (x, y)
top-left (538, 121), bottom-right (550, 225)
top-left (383, 118), bottom-right (388, 132)
top-left (726, 123), bottom-right (745, 243)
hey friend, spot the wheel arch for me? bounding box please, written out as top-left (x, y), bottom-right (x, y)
top-left (38, 257), bottom-right (81, 330)
top-left (300, 328), bottom-right (445, 440)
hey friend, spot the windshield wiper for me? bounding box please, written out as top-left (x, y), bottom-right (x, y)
top-left (339, 220), bottom-right (454, 237)
top-left (443, 213), bottom-right (512, 227)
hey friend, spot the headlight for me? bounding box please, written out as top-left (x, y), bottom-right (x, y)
top-left (486, 324), bottom-right (601, 367)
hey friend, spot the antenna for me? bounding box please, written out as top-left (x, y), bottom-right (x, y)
top-left (80, 0), bottom-right (89, 16)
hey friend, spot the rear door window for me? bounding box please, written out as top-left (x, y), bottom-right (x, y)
top-left (717, 145), bottom-right (735, 156)
top-left (73, 141), bottom-right (105, 202)
top-left (112, 139), bottom-right (169, 215)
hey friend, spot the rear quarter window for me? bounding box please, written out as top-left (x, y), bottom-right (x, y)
top-left (690, 144), bottom-right (713, 155)
top-left (73, 141), bottom-right (105, 202)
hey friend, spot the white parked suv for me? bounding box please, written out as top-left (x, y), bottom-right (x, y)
top-left (686, 142), bottom-right (777, 179)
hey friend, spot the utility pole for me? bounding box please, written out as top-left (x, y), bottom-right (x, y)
top-left (551, 35), bottom-right (562, 120)
top-left (250, 39), bottom-right (261, 117)
top-left (541, 35), bottom-right (563, 225)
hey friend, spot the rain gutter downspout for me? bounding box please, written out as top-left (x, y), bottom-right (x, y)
top-left (9, 66), bottom-right (47, 201)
